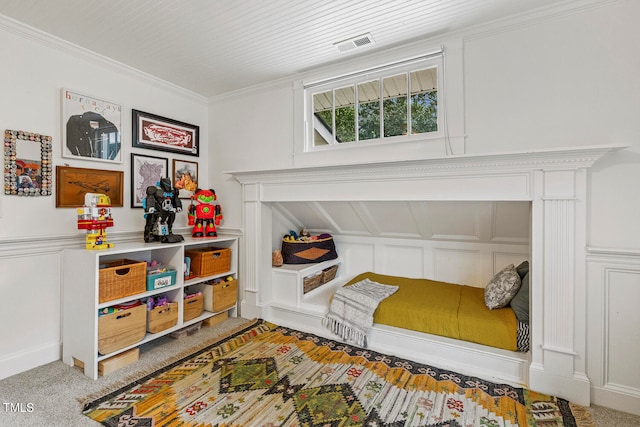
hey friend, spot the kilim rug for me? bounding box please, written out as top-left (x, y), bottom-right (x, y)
top-left (82, 319), bottom-right (594, 426)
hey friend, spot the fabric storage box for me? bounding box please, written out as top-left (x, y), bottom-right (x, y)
top-left (183, 293), bottom-right (204, 321)
top-left (203, 278), bottom-right (238, 312)
top-left (146, 302), bottom-right (178, 333)
top-left (185, 247), bottom-right (231, 277)
top-left (146, 268), bottom-right (177, 291)
top-left (99, 259), bottom-right (146, 303)
top-left (98, 304), bottom-right (146, 355)
top-left (281, 237), bottom-right (338, 264)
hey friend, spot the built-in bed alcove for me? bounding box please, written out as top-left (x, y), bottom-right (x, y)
top-left (228, 145), bottom-right (622, 406)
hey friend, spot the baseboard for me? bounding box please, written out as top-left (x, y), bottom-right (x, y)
top-left (591, 385), bottom-right (640, 416)
top-left (0, 342), bottom-right (61, 380)
top-left (529, 362), bottom-right (591, 406)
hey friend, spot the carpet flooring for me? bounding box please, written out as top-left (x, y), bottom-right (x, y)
top-left (0, 317), bottom-right (638, 426)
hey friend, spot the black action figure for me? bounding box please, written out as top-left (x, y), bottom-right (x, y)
top-left (143, 177), bottom-right (184, 243)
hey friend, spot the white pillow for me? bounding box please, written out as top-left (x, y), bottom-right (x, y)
top-left (484, 264), bottom-right (521, 310)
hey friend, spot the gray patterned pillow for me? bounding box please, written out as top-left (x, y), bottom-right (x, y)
top-left (484, 264), bottom-right (522, 310)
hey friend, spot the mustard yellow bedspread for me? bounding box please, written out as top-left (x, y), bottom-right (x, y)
top-left (345, 272), bottom-right (519, 351)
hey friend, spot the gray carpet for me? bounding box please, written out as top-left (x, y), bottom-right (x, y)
top-left (0, 316), bottom-right (638, 427)
top-left (0, 316), bottom-right (252, 427)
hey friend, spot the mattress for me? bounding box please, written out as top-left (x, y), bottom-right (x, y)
top-left (344, 272), bottom-right (526, 352)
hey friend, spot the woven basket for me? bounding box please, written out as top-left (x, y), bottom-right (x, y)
top-left (321, 264), bottom-right (339, 284)
top-left (303, 272), bottom-right (322, 294)
top-left (185, 247), bottom-right (231, 277)
top-left (98, 259), bottom-right (146, 303)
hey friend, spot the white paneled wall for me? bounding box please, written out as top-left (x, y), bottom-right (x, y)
top-left (587, 250), bottom-right (640, 415)
top-left (271, 200), bottom-right (530, 286)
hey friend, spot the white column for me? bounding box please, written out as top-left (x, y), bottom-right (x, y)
top-left (529, 168), bottom-right (590, 406)
top-left (239, 183), bottom-right (265, 319)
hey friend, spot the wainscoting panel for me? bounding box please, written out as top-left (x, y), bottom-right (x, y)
top-left (339, 242), bottom-right (375, 278)
top-left (379, 244), bottom-right (425, 278)
top-left (333, 236), bottom-right (528, 287)
top-left (0, 249), bottom-right (62, 379)
top-left (434, 248), bottom-right (480, 286)
top-left (605, 269), bottom-right (640, 389)
top-left (587, 250), bottom-right (640, 416)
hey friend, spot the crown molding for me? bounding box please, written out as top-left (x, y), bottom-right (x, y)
top-left (226, 144), bottom-right (628, 185)
top-left (0, 13), bottom-right (208, 104)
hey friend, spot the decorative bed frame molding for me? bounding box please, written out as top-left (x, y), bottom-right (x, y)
top-left (229, 144), bottom-right (625, 406)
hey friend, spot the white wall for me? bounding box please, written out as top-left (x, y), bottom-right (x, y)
top-left (0, 23), bottom-right (209, 239)
top-left (0, 19), bottom-right (208, 378)
top-left (1, 0), bottom-right (638, 413)
top-left (463, 1), bottom-right (640, 250)
top-left (209, 0), bottom-right (640, 413)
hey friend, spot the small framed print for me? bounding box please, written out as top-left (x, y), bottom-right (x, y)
top-left (172, 159), bottom-right (198, 199)
top-left (131, 153), bottom-right (168, 208)
top-left (61, 89), bottom-right (123, 163)
top-left (132, 109), bottom-right (199, 157)
top-left (56, 166), bottom-right (123, 208)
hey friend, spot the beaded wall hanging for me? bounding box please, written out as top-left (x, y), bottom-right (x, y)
top-left (4, 129), bottom-right (53, 196)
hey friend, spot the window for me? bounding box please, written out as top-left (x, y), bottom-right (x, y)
top-left (306, 52), bottom-right (442, 150)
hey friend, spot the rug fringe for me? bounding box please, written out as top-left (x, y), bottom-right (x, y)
top-left (78, 318), bottom-right (261, 409)
top-left (570, 403), bottom-right (597, 427)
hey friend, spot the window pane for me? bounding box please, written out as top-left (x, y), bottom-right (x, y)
top-left (410, 68), bottom-right (438, 134)
top-left (313, 91), bottom-right (332, 145)
top-left (358, 80), bottom-right (380, 141)
top-left (334, 86), bottom-right (355, 143)
top-left (383, 73), bottom-right (408, 137)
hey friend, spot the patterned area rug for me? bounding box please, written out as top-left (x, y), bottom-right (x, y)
top-left (83, 319), bottom-right (593, 426)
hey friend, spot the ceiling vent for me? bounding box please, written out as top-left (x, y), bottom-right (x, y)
top-left (334, 33), bottom-right (375, 53)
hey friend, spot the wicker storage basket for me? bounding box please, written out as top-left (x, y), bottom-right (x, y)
top-left (321, 264), bottom-right (339, 284)
top-left (185, 247), bottom-right (231, 277)
top-left (303, 271), bottom-right (322, 294)
top-left (99, 259), bottom-right (146, 303)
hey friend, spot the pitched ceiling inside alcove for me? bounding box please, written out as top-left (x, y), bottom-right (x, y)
top-left (272, 200), bottom-right (530, 243)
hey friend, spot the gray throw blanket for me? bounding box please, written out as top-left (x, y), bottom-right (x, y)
top-left (323, 278), bottom-right (398, 347)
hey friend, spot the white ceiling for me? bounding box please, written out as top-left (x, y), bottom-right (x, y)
top-left (0, 0), bottom-right (573, 97)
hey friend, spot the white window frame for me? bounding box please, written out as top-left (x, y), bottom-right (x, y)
top-left (303, 51), bottom-right (444, 152)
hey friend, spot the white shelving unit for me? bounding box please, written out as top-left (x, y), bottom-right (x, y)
top-left (62, 235), bottom-right (239, 379)
top-left (271, 257), bottom-right (342, 309)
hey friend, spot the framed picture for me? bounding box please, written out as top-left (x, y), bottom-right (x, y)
top-left (61, 89), bottom-right (123, 163)
top-left (4, 129), bottom-right (53, 197)
top-left (172, 159), bottom-right (198, 199)
top-left (131, 153), bottom-right (168, 208)
top-left (132, 109), bottom-right (199, 156)
top-left (56, 166), bottom-right (123, 208)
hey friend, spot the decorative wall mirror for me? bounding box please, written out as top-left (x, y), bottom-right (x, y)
top-left (4, 129), bottom-right (53, 196)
